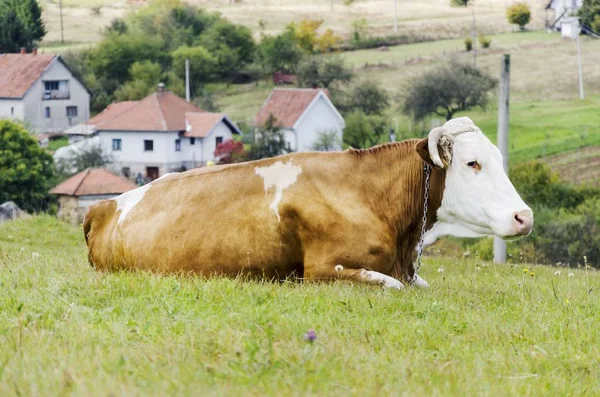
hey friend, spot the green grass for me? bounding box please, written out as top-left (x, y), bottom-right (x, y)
top-left (47, 136), bottom-right (69, 152)
top-left (1, 216), bottom-right (599, 395)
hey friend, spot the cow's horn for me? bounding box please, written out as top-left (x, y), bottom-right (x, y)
top-left (427, 127), bottom-right (446, 168)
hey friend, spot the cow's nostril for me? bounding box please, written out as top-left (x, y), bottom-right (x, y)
top-left (515, 214), bottom-right (524, 225)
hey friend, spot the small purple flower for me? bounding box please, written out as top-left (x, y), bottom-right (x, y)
top-left (304, 329), bottom-right (317, 342)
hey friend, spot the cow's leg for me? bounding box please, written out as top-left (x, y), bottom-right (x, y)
top-left (303, 264), bottom-right (405, 290)
top-left (411, 274), bottom-right (430, 288)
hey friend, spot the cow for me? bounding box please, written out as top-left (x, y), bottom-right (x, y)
top-left (83, 117), bottom-right (533, 289)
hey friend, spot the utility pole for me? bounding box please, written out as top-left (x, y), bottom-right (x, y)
top-left (494, 54), bottom-right (510, 264)
top-left (576, 26), bottom-right (585, 100)
top-left (393, 0), bottom-right (398, 33)
top-left (185, 59), bottom-right (191, 102)
top-left (59, 0), bottom-right (64, 44)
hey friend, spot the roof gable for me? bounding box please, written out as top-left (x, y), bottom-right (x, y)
top-left (0, 54), bottom-right (56, 98)
top-left (50, 168), bottom-right (137, 196)
top-left (183, 112), bottom-right (241, 138)
top-left (254, 88), bottom-right (330, 128)
top-left (95, 92), bottom-right (205, 132)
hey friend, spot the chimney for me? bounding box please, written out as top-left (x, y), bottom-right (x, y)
top-left (20, 47), bottom-right (26, 54)
top-left (157, 82), bottom-right (165, 93)
top-left (33, 48), bottom-right (37, 56)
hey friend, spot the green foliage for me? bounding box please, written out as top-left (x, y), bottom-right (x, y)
top-left (351, 17), bottom-right (368, 44)
top-left (401, 61), bottom-right (497, 121)
top-left (464, 37), bottom-right (473, 51)
top-left (296, 56), bottom-right (353, 89)
top-left (0, 0), bottom-right (46, 52)
top-left (506, 2), bottom-right (531, 31)
top-left (0, 121), bottom-right (54, 212)
top-left (579, 0), bottom-right (600, 31)
top-left (171, 45), bottom-right (218, 88)
top-left (115, 61), bottom-right (163, 101)
top-left (247, 114), bottom-right (291, 160)
top-left (258, 30), bottom-right (305, 73)
top-left (311, 130), bottom-right (341, 151)
top-left (478, 34), bottom-right (491, 48)
top-left (334, 80), bottom-right (390, 117)
top-left (55, 141), bottom-right (113, 177)
top-left (342, 110), bottom-right (387, 149)
top-left (450, 0), bottom-right (472, 6)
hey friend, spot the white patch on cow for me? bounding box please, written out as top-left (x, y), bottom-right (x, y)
top-left (360, 270), bottom-right (404, 289)
top-left (412, 274), bottom-right (430, 288)
top-left (335, 264), bottom-right (344, 272)
top-left (113, 183), bottom-right (153, 224)
top-left (255, 160), bottom-right (302, 222)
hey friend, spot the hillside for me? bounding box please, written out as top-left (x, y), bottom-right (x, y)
top-left (41, 0), bottom-right (552, 45)
top-left (1, 215), bottom-right (598, 395)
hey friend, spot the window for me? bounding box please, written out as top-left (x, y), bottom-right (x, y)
top-left (44, 107), bottom-right (50, 119)
top-left (144, 140), bottom-right (154, 151)
top-left (44, 81), bottom-right (59, 91)
top-left (66, 106), bottom-right (78, 118)
top-left (175, 139), bottom-right (181, 152)
top-left (112, 139), bottom-right (122, 151)
top-left (286, 141), bottom-right (292, 151)
top-left (215, 136), bottom-right (223, 147)
top-left (190, 137), bottom-right (195, 145)
top-left (121, 167), bottom-right (130, 178)
top-left (10, 107), bottom-right (14, 116)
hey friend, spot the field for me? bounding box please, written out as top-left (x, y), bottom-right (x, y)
top-left (1, 216), bottom-right (599, 396)
top-left (544, 146), bottom-right (600, 188)
top-left (40, 0), bottom-right (552, 45)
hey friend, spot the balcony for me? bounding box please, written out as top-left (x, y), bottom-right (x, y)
top-left (42, 80), bottom-right (70, 100)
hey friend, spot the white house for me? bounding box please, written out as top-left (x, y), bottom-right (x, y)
top-left (0, 50), bottom-right (90, 133)
top-left (546, 0), bottom-right (583, 31)
top-left (253, 88), bottom-right (345, 152)
top-left (58, 87), bottom-right (241, 181)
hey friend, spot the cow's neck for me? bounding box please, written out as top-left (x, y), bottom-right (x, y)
top-left (350, 141), bottom-right (446, 277)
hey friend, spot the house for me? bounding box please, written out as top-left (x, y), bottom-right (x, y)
top-left (50, 168), bottom-right (137, 224)
top-left (0, 49), bottom-right (90, 133)
top-left (254, 88), bottom-right (345, 152)
top-left (546, 0), bottom-right (583, 32)
top-left (60, 86), bottom-right (241, 181)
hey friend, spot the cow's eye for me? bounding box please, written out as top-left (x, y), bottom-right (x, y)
top-left (467, 160), bottom-right (481, 170)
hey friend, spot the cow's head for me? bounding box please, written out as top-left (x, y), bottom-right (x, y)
top-left (416, 117), bottom-right (533, 244)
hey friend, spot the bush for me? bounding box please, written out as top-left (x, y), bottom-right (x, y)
top-left (507, 2), bottom-right (531, 31)
top-left (478, 34), bottom-right (491, 49)
top-left (0, 120), bottom-right (55, 212)
top-left (464, 37), bottom-right (473, 51)
top-left (296, 56), bottom-right (353, 89)
top-left (342, 111), bottom-right (387, 149)
top-left (579, 0), bottom-right (600, 32)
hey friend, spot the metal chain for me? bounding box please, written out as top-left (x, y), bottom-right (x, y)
top-left (411, 163), bottom-right (431, 285)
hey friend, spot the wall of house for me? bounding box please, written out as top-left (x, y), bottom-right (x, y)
top-left (294, 96), bottom-right (344, 152)
top-left (202, 122), bottom-right (234, 163)
top-left (0, 100), bottom-right (25, 122)
top-left (57, 194), bottom-right (116, 225)
top-left (23, 59), bottom-right (90, 133)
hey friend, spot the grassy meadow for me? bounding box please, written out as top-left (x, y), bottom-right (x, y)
top-left (1, 216), bottom-right (598, 396)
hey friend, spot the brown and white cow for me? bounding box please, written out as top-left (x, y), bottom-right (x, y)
top-left (83, 117), bottom-right (533, 289)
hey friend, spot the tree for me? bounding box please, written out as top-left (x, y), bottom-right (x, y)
top-left (56, 140), bottom-right (113, 176)
top-left (334, 80), bottom-right (389, 116)
top-left (296, 55), bottom-right (353, 88)
top-left (351, 17), bottom-right (368, 44)
top-left (14, 0), bottom-right (46, 47)
top-left (506, 2), bottom-right (531, 31)
top-left (214, 139), bottom-right (245, 164)
top-left (0, 120), bottom-right (55, 212)
top-left (114, 61), bottom-right (163, 100)
top-left (258, 30), bottom-right (305, 73)
top-left (401, 61), bottom-right (497, 121)
top-left (0, 8), bottom-right (25, 53)
top-left (579, 0), bottom-right (600, 32)
top-left (342, 111), bottom-right (387, 149)
top-left (171, 45), bottom-right (218, 89)
top-left (311, 130), bottom-right (341, 151)
top-left (248, 114), bottom-right (290, 160)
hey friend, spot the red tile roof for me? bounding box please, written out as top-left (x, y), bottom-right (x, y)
top-left (50, 168), bottom-right (137, 196)
top-left (95, 91), bottom-right (204, 131)
top-left (0, 54), bottom-right (56, 98)
top-left (184, 112), bottom-right (226, 138)
top-left (88, 101), bottom-right (139, 125)
top-left (254, 88), bottom-right (327, 128)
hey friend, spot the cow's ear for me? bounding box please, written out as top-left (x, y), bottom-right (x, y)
top-left (415, 138), bottom-right (436, 168)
